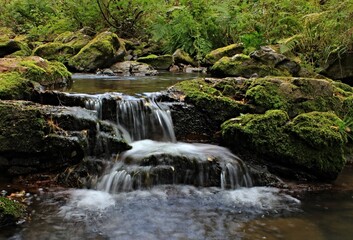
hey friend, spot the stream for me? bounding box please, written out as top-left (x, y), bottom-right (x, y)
top-left (1, 72), bottom-right (353, 239)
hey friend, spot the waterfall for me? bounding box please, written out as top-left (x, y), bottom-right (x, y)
top-left (116, 94), bottom-right (176, 142)
top-left (81, 92), bottom-right (253, 192)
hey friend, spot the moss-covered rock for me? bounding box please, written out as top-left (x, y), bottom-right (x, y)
top-left (54, 31), bottom-right (92, 51)
top-left (0, 37), bottom-right (31, 58)
top-left (0, 57), bottom-right (71, 94)
top-left (0, 100), bottom-right (131, 175)
top-left (33, 42), bottom-right (75, 63)
top-left (68, 31), bottom-right (125, 72)
top-left (172, 49), bottom-right (197, 66)
top-left (171, 78), bottom-right (250, 125)
top-left (210, 46), bottom-right (304, 78)
top-left (137, 54), bottom-right (173, 70)
top-left (245, 77), bottom-right (342, 117)
top-left (0, 72), bottom-right (33, 100)
top-left (204, 43), bottom-right (244, 65)
top-left (221, 110), bottom-right (347, 181)
top-left (210, 55), bottom-right (290, 78)
top-left (0, 197), bottom-right (26, 227)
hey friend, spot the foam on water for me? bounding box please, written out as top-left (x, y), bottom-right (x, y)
top-left (52, 186), bottom-right (300, 239)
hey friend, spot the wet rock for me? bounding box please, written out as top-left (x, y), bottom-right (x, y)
top-left (221, 110), bottom-right (347, 181)
top-left (110, 61), bottom-right (157, 76)
top-left (0, 100), bottom-right (130, 176)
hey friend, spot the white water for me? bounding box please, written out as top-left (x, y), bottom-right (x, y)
top-left (6, 186), bottom-right (299, 240)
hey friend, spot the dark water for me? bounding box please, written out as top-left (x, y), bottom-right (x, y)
top-left (2, 73), bottom-right (353, 239)
top-left (60, 72), bottom-right (204, 95)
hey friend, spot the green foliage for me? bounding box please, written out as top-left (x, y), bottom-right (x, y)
top-left (0, 0), bottom-right (352, 70)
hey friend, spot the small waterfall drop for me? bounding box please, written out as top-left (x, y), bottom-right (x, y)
top-left (116, 94), bottom-right (176, 142)
top-left (80, 92), bottom-right (253, 192)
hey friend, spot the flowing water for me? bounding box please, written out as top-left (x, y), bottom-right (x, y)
top-left (2, 73), bottom-right (353, 239)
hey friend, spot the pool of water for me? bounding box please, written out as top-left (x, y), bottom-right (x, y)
top-left (2, 73), bottom-right (353, 239)
top-left (59, 72), bottom-right (204, 95)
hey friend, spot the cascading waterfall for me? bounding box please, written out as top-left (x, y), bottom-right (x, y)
top-left (82, 92), bottom-right (253, 192)
top-left (116, 94), bottom-right (176, 142)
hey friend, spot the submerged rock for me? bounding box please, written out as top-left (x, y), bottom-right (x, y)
top-left (221, 110), bottom-right (347, 181)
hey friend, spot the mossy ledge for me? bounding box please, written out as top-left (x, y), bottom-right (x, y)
top-left (221, 110), bottom-right (347, 181)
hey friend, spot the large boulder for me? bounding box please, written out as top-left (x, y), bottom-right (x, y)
top-left (204, 43), bottom-right (244, 66)
top-left (68, 31), bottom-right (125, 72)
top-left (210, 46), bottom-right (302, 78)
top-left (0, 36), bottom-right (31, 58)
top-left (33, 43), bottom-right (75, 63)
top-left (0, 100), bottom-right (131, 175)
top-left (137, 54), bottom-right (173, 70)
top-left (221, 110), bottom-right (347, 181)
top-left (33, 31), bottom-right (92, 64)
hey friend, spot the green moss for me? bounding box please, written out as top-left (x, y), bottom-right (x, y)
top-left (210, 56), bottom-right (289, 78)
top-left (246, 84), bottom-right (287, 110)
top-left (33, 42), bottom-right (75, 63)
top-left (0, 72), bottom-right (31, 100)
top-left (174, 78), bottom-right (249, 124)
top-left (222, 110), bottom-right (347, 180)
top-left (204, 43), bottom-right (244, 65)
top-left (68, 31), bottom-right (122, 72)
top-left (0, 101), bottom-right (47, 153)
top-left (54, 31), bottom-right (91, 51)
top-left (20, 59), bottom-right (71, 86)
top-left (0, 197), bottom-right (26, 226)
top-left (137, 54), bottom-right (173, 70)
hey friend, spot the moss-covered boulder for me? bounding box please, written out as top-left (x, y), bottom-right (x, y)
top-left (210, 46), bottom-right (302, 78)
top-left (245, 77), bottom-right (344, 117)
top-left (0, 36), bottom-right (31, 58)
top-left (171, 78), bottom-right (250, 125)
top-left (68, 31), bottom-right (125, 72)
top-left (54, 31), bottom-right (92, 52)
top-left (172, 49), bottom-right (197, 66)
top-left (221, 110), bottom-right (347, 181)
top-left (204, 43), bottom-right (244, 65)
top-left (0, 197), bottom-right (26, 227)
top-left (137, 54), bottom-right (173, 70)
top-left (33, 43), bottom-right (75, 63)
top-left (0, 100), bottom-right (131, 175)
top-left (32, 31), bottom-right (93, 64)
top-left (0, 57), bottom-right (71, 99)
